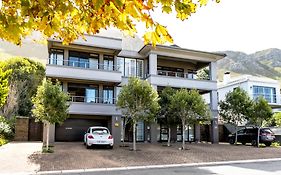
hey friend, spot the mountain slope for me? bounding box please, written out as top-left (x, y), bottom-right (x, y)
top-left (218, 48), bottom-right (281, 81)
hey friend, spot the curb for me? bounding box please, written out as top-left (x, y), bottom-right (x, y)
top-left (36, 157), bottom-right (281, 174)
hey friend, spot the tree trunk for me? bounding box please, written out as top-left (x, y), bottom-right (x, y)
top-left (235, 125), bottom-right (238, 145)
top-left (167, 127), bottom-right (171, 147)
top-left (46, 122), bottom-right (49, 151)
top-left (257, 126), bottom-right (260, 148)
top-left (182, 121), bottom-right (185, 150)
top-left (133, 122), bottom-right (136, 151)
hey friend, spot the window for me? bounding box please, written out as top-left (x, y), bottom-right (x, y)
top-left (117, 57), bottom-right (144, 78)
top-left (103, 86), bottom-right (114, 104)
top-left (253, 86), bottom-right (276, 103)
top-left (69, 51), bottom-right (90, 68)
top-left (49, 49), bottom-right (64, 65)
top-left (157, 66), bottom-right (184, 78)
top-left (104, 55), bottom-right (114, 71)
top-left (68, 83), bottom-right (98, 103)
top-left (136, 121), bottom-right (144, 141)
top-left (89, 53), bottom-right (99, 69)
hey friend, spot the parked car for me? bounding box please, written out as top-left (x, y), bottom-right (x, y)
top-left (228, 127), bottom-right (275, 146)
top-left (84, 126), bottom-right (114, 149)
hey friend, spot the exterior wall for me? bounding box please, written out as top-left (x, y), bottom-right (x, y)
top-left (14, 117), bottom-right (29, 141)
top-left (44, 35), bottom-right (224, 145)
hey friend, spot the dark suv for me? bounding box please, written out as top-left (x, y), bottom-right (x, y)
top-left (228, 127), bottom-right (275, 146)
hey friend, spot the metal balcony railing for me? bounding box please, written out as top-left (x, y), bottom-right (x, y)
top-left (48, 58), bottom-right (120, 71)
top-left (157, 70), bottom-right (198, 79)
top-left (69, 96), bottom-right (116, 104)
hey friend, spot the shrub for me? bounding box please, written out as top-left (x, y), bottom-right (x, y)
top-left (0, 135), bottom-right (8, 146)
top-left (0, 116), bottom-right (13, 139)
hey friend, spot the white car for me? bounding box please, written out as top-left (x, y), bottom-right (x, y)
top-left (84, 126), bottom-right (114, 149)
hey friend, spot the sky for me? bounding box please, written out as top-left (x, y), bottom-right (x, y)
top-left (138, 0), bottom-right (281, 54)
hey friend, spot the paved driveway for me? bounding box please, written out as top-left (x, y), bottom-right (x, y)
top-left (29, 142), bottom-right (281, 172)
top-left (0, 142), bottom-right (43, 175)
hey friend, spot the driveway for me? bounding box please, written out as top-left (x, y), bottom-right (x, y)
top-left (0, 142), bottom-right (43, 175)
top-left (29, 142), bottom-right (281, 172)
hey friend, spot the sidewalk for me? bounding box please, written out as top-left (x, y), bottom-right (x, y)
top-left (0, 142), bottom-right (42, 175)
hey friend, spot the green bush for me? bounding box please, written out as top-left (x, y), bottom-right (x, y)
top-left (0, 135), bottom-right (8, 146)
top-left (0, 116), bottom-right (14, 139)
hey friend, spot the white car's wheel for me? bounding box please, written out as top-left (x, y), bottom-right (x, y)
top-left (86, 140), bottom-right (91, 149)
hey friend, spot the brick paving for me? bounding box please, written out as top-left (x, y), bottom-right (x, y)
top-left (28, 142), bottom-right (281, 172)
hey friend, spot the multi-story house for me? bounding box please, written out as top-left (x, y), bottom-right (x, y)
top-left (45, 34), bottom-right (226, 145)
top-left (218, 72), bottom-right (281, 111)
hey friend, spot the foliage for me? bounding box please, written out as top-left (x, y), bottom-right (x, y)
top-left (272, 112), bottom-right (281, 127)
top-left (170, 89), bottom-right (210, 149)
top-left (32, 79), bottom-right (69, 125)
top-left (0, 57), bottom-right (45, 118)
top-left (219, 87), bottom-right (252, 126)
top-left (0, 0), bottom-right (220, 46)
top-left (158, 87), bottom-right (178, 126)
top-left (158, 87), bottom-right (178, 146)
top-left (0, 135), bottom-right (8, 146)
top-left (0, 64), bottom-right (9, 108)
top-left (196, 68), bottom-right (209, 80)
top-left (249, 96), bottom-right (272, 126)
top-left (117, 77), bottom-right (159, 150)
top-left (0, 116), bottom-right (13, 139)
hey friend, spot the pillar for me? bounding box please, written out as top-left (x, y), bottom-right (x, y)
top-left (150, 122), bottom-right (158, 143)
top-left (209, 62), bottom-right (217, 81)
top-left (149, 53), bottom-right (157, 75)
top-left (195, 124), bottom-right (201, 142)
top-left (210, 90), bottom-right (219, 143)
top-left (111, 116), bottom-right (122, 145)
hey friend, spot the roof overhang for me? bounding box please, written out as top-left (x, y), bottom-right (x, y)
top-left (139, 44), bottom-right (226, 62)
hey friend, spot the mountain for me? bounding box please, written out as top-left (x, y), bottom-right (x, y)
top-left (217, 48), bottom-right (281, 81)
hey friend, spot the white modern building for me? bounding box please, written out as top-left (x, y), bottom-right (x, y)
top-left (218, 72), bottom-right (281, 111)
top-left (44, 34), bottom-right (226, 145)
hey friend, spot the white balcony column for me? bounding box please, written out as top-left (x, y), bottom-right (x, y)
top-left (210, 90), bottom-right (219, 144)
top-left (114, 55), bottom-right (118, 71)
top-left (149, 53), bottom-right (157, 75)
top-left (209, 62), bottom-right (217, 81)
top-left (99, 53), bottom-right (104, 69)
top-left (64, 49), bottom-right (69, 61)
top-left (99, 84), bottom-right (103, 102)
top-left (62, 82), bottom-right (68, 92)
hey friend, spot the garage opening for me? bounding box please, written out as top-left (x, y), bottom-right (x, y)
top-left (55, 116), bottom-right (111, 142)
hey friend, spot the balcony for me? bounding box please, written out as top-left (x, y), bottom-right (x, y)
top-left (68, 96), bottom-right (121, 116)
top-left (46, 59), bottom-right (122, 83)
top-left (147, 70), bottom-right (216, 91)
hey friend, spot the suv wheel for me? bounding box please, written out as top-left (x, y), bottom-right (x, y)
top-left (229, 138), bottom-right (235, 145)
top-left (251, 140), bottom-right (257, 146)
top-left (265, 142), bottom-right (272, 147)
top-left (241, 142), bottom-right (246, 145)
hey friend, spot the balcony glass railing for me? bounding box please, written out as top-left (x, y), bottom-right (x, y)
top-left (157, 70), bottom-right (197, 79)
top-left (69, 96), bottom-right (116, 104)
top-left (252, 93), bottom-right (277, 104)
top-left (48, 58), bottom-right (120, 71)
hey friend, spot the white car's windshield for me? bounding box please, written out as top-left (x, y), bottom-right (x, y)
top-left (92, 128), bottom-right (109, 134)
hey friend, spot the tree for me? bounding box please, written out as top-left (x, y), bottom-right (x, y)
top-left (249, 97), bottom-right (272, 147)
top-left (170, 89), bottom-right (210, 150)
top-left (0, 0), bottom-right (220, 46)
top-left (272, 112), bottom-right (281, 127)
top-left (196, 67), bottom-right (209, 80)
top-left (219, 87), bottom-right (252, 145)
top-left (0, 66), bottom-right (9, 108)
top-left (0, 57), bottom-right (45, 119)
top-left (158, 86), bottom-right (178, 147)
top-left (117, 77), bottom-right (159, 151)
top-left (32, 79), bottom-right (69, 150)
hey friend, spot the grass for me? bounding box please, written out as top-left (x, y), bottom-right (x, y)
top-left (42, 145), bottom-right (54, 153)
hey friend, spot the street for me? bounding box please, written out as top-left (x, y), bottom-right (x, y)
top-left (53, 160), bottom-right (281, 175)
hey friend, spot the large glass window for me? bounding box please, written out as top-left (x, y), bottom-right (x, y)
top-left (104, 55), bottom-right (114, 71)
top-left (176, 125), bottom-right (195, 142)
top-left (136, 121), bottom-right (145, 141)
top-left (103, 86), bottom-right (114, 104)
top-left (68, 83), bottom-right (98, 103)
top-left (117, 57), bottom-right (144, 78)
top-left (69, 51), bottom-right (89, 68)
top-left (86, 88), bottom-right (98, 103)
top-left (89, 53), bottom-right (99, 69)
top-left (49, 49), bottom-right (64, 65)
top-left (157, 66), bottom-right (184, 78)
top-left (253, 86), bottom-right (276, 103)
